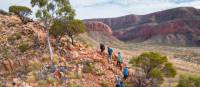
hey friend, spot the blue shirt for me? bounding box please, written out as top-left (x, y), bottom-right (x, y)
top-left (123, 67), bottom-right (129, 76)
top-left (108, 48), bottom-right (113, 55)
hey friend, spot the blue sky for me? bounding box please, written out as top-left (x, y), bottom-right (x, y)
top-left (0, 0), bottom-right (200, 19)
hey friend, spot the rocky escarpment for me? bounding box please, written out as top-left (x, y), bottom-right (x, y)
top-left (85, 7), bottom-right (200, 46)
top-left (85, 14), bottom-right (141, 31)
top-left (84, 21), bottom-right (112, 35)
top-left (84, 21), bottom-right (121, 45)
top-left (114, 19), bottom-right (200, 46)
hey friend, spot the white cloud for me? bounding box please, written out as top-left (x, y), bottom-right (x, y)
top-left (0, 0), bottom-right (200, 19)
top-left (70, 0), bottom-right (200, 19)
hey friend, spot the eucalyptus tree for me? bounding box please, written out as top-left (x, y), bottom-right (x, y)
top-left (30, 0), bottom-right (75, 60)
top-left (9, 5), bottom-right (32, 23)
top-left (9, 5), bottom-right (32, 17)
top-left (129, 52), bottom-right (177, 87)
top-left (67, 19), bottom-right (85, 45)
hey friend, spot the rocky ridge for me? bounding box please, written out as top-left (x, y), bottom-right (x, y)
top-left (0, 14), bottom-right (131, 87)
top-left (85, 7), bottom-right (200, 46)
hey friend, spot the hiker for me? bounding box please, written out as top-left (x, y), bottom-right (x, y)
top-left (107, 47), bottom-right (113, 63)
top-left (119, 81), bottom-right (125, 87)
top-left (115, 75), bottom-right (122, 87)
top-left (123, 67), bottom-right (129, 80)
top-left (100, 43), bottom-right (105, 54)
top-left (116, 52), bottom-right (123, 68)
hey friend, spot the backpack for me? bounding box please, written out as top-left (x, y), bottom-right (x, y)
top-left (117, 53), bottom-right (123, 63)
top-left (123, 68), bottom-right (129, 76)
top-left (100, 44), bottom-right (105, 50)
top-left (108, 48), bottom-right (113, 55)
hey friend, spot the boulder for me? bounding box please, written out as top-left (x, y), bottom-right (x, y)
top-left (2, 59), bottom-right (14, 72)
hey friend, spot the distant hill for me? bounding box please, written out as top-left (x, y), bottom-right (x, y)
top-left (84, 7), bottom-right (200, 46)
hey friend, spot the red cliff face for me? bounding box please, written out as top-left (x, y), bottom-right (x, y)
top-left (115, 19), bottom-right (200, 39)
top-left (84, 21), bottom-right (112, 35)
top-left (84, 14), bottom-right (141, 31)
top-left (84, 7), bottom-right (200, 46)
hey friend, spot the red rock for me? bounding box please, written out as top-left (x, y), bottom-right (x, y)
top-left (84, 21), bottom-right (112, 35)
top-left (85, 7), bottom-right (200, 46)
top-left (2, 59), bottom-right (14, 72)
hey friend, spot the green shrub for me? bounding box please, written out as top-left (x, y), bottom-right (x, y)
top-left (100, 82), bottom-right (109, 87)
top-left (95, 69), bottom-right (105, 76)
top-left (9, 5), bottom-right (32, 24)
top-left (177, 75), bottom-right (200, 87)
top-left (26, 74), bottom-right (36, 83)
top-left (124, 83), bottom-right (132, 87)
top-left (82, 61), bottom-right (94, 73)
top-left (68, 71), bottom-right (80, 79)
top-left (41, 54), bottom-right (50, 62)
top-left (14, 32), bottom-right (22, 40)
top-left (47, 76), bottom-right (58, 85)
top-left (7, 36), bottom-right (16, 42)
top-left (27, 61), bottom-right (42, 72)
top-left (18, 43), bottom-right (30, 52)
top-left (37, 80), bottom-right (47, 86)
top-left (7, 33), bottom-right (21, 42)
top-left (129, 52), bottom-right (177, 87)
top-left (9, 5), bottom-right (31, 17)
top-left (53, 54), bottom-right (60, 64)
top-left (68, 82), bottom-right (82, 87)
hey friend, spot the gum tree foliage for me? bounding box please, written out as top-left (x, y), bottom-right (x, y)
top-left (9, 5), bottom-right (32, 17)
top-left (49, 20), bottom-right (66, 43)
top-left (177, 75), bottom-right (200, 87)
top-left (49, 19), bottom-right (84, 45)
top-left (9, 5), bottom-right (32, 23)
top-left (129, 52), bottom-right (176, 87)
top-left (67, 19), bottom-right (84, 45)
top-left (30, 0), bottom-right (75, 60)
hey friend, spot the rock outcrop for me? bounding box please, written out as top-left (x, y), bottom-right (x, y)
top-left (84, 21), bottom-right (113, 35)
top-left (83, 21), bottom-right (121, 45)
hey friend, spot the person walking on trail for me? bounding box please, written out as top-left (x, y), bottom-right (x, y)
top-left (119, 81), bottom-right (125, 87)
top-left (117, 52), bottom-right (123, 68)
top-left (107, 47), bottom-right (113, 63)
top-left (100, 43), bottom-right (105, 54)
top-left (115, 75), bottom-right (122, 87)
top-left (123, 67), bottom-right (129, 80)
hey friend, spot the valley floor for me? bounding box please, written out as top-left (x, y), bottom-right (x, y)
top-left (112, 43), bottom-right (200, 87)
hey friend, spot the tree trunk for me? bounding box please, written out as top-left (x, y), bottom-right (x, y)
top-left (47, 31), bottom-right (54, 61)
top-left (70, 36), bottom-right (74, 45)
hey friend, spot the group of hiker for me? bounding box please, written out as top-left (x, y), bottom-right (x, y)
top-left (100, 43), bottom-right (129, 87)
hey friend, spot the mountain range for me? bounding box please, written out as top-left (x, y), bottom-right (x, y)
top-left (84, 7), bottom-right (200, 46)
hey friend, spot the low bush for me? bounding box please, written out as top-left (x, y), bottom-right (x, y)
top-left (53, 54), bottom-right (60, 64)
top-left (41, 54), bottom-right (50, 63)
top-left (26, 74), bottom-right (36, 83)
top-left (95, 69), bottom-right (105, 76)
top-left (47, 76), bottom-right (58, 85)
top-left (7, 36), bottom-right (16, 42)
top-left (82, 61), bottom-right (94, 73)
top-left (14, 32), bottom-right (22, 40)
top-left (68, 82), bottom-right (82, 87)
top-left (100, 82), bottom-right (109, 87)
top-left (177, 75), bottom-right (200, 87)
top-left (37, 80), bottom-right (47, 86)
top-left (18, 43), bottom-right (30, 52)
top-left (27, 61), bottom-right (42, 72)
top-left (7, 33), bottom-right (21, 43)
